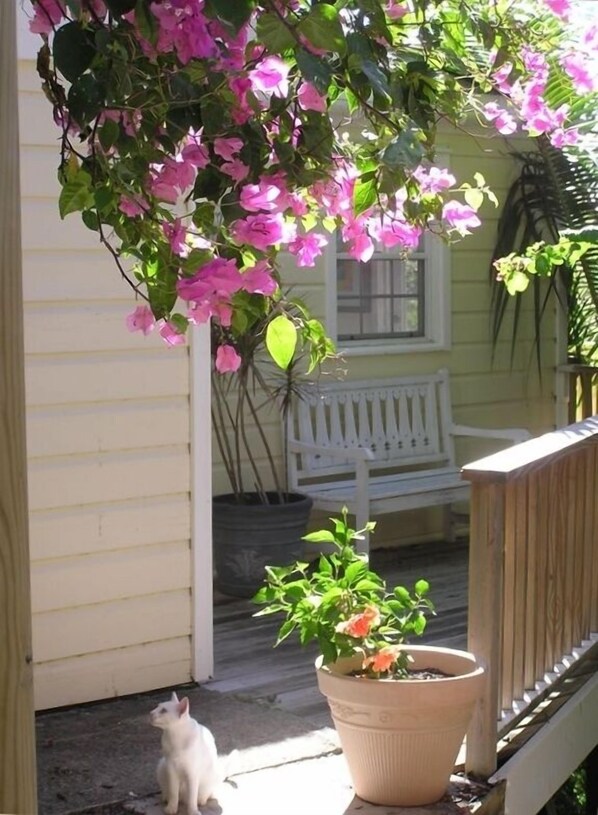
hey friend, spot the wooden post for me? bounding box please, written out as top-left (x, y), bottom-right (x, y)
top-left (465, 479), bottom-right (505, 777)
top-left (0, 2), bottom-right (38, 812)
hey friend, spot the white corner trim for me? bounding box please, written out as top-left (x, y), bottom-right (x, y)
top-left (491, 668), bottom-right (598, 815)
top-left (190, 323), bottom-right (214, 682)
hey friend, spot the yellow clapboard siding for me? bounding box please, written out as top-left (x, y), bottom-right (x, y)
top-left (29, 495), bottom-right (191, 561)
top-left (26, 399), bottom-right (189, 457)
top-left (17, 87), bottom-right (66, 146)
top-left (24, 302), bottom-right (171, 354)
top-left (25, 350), bottom-right (189, 405)
top-left (34, 637), bottom-right (191, 710)
top-left (31, 541), bottom-right (190, 613)
top-left (33, 590), bottom-right (191, 662)
top-left (21, 199), bottom-right (109, 252)
top-left (28, 447), bottom-right (190, 512)
top-left (22, 249), bottom-right (127, 302)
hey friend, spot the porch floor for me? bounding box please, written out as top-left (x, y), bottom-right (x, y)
top-left (208, 538), bottom-right (469, 729)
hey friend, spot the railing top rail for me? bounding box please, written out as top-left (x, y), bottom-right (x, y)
top-left (558, 363), bottom-right (598, 374)
top-left (462, 416), bottom-right (598, 483)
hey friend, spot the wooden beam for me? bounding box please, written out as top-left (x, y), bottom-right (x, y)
top-left (0, 3), bottom-right (38, 812)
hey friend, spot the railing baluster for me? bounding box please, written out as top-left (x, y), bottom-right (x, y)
top-left (463, 418), bottom-right (598, 777)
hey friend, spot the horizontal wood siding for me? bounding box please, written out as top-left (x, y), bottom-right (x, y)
top-left (18, 59), bottom-right (193, 710)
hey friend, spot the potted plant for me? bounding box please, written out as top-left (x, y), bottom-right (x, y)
top-left (211, 291), bottom-right (335, 598)
top-left (253, 509), bottom-right (484, 807)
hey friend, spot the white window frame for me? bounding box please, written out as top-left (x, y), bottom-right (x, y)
top-left (325, 158), bottom-right (452, 357)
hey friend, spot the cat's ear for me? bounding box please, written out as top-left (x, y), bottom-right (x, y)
top-left (177, 697), bottom-right (190, 717)
top-left (171, 691), bottom-right (179, 703)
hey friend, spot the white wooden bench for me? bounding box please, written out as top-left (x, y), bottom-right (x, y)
top-left (286, 369), bottom-right (530, 552)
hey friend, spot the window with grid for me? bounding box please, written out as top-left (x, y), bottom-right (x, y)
top-left (336, 234), bottom-right (426, 342)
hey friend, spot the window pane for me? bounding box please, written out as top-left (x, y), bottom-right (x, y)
top-left (336, 237), bottom-right (426, 341)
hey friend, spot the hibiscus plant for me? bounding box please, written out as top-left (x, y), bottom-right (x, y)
top-left (253, 508), bottom-right (434, 678)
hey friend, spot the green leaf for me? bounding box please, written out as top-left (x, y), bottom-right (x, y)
top-left (59, 170), bottom-right (94, 218)
top-left (207, 0), bottom-right (256, 32)
top-left (98, 118), bottom-right (120, 153)
top-left (135, 0), bottom-right (158, 46)
top-left (382, 129), bottom-right (425, 170)
top-left (303, 530), bottom-right (336, 543)
top-left (464, 188), bottom-right (484, 211)
top-left (414, 579), bottom-right (430, 596)
top-left (296, 51), bottom-right (333, 95)
top-left (256, 12), bottom-right (296, 53)
top-left (67, 74), bottom-right (105, 125)
top-left (297, 5), bottom-right (346, 55)
top-left (360, 60), bottom-right (390, 99)
top-left (353, 173), bottom-right (377, 216)
top-left (266, 314), bottom-right (297, 370)
top-left (344, 560), bottom-right (367, 585)
top-left (276, 619), bottom-right (296, 645)
top-left (53, 22), bottom-right (96, 83)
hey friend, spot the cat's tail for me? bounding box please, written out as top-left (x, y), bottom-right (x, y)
top-left (219, 748), bottom-right (240, 782)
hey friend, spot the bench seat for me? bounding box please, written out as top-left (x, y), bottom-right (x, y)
top-left (286, 369), bottom-right (529, 552)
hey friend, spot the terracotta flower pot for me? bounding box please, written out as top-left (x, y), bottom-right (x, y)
top-left (316, 645), bottom-right (484, 807)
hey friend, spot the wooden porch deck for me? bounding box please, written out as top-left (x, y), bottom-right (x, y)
top-left (208, 538), bottom-right (468, 729)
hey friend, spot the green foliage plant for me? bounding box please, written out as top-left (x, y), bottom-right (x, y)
top-left (253, 508), bottom-right (434, 678)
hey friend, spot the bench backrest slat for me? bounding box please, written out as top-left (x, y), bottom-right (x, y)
top-left (288, 370), bottom-right (456, 485)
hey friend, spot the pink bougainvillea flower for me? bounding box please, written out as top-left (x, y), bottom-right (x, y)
top-left (492, 61), bottom-right (513, 94)
top-left (239, 182), bottom-right (281, 213)
top-left (364, 645), bottom-right (401, 674)
top-left (187, 298), bottom-right (233, 327)
top-left (369, 215), bottom-right (422, 250)
top-left (158, 320), bottom-right (186, 347)
top-left (385, 0), bottom-right (409, 20)
top-left (249, 56), bottom-right (290, 98)
top-left (543, 0), bottom-right (571, 19)
top-left (288, 232), bottom-right (329, 267)
top-left (413, 165), bottom-right (456, 194)
top-left (297, 82), bottom-right (327, 113)
top-left (215, 344), bottom-right (242, 374)
top-left (347, 231), bottom-right (375, 263)
top-left (177, 257), bottom-right (243, 302)
top-left (442, 200), bottom-right (481, 235)
top-left (29, 0), bottom-right (65, 34)
top-left (550, 128), bottom-right (579, 148)
top-left (482, 102), bottom-right (516, 133)
top-left (181, 142), bottom-right (209, 169)
top-left (162, 218), bottom-right (187, 256)
top-left (561, 53), bottom-right (597, 95)
top-left (522, 47), bottom-right (549, 80)
top-left (126, 305), bottom-right (155, 336)
top-left (231, 212), bottom-right (288, 251)
top-left (241, 260), bottom-right (278, 295)
top-left (336, 606), bottom-right (381, 638)
top-left (213, 137), bottom-right (244, 162)
top-left (220, 158), bottom-right (250, 183)
top-left (118, 194), bottom-right (148, 218)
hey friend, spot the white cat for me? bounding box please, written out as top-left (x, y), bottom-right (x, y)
top-left (150, 691), bottom-right (230, 815)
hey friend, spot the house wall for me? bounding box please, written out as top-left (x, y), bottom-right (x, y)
top-left (212, 129), bottom-right (556, 547)
top-left (18, 58), bottom-right (194, 710)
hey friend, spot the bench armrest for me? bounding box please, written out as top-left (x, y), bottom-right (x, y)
top-left (288, 438), bottom-right (375, 462)
top-left (451, 424), bottom-right (531, 444)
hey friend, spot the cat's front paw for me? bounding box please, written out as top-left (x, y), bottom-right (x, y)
top-left (164, 803), bottom-right (179, 815)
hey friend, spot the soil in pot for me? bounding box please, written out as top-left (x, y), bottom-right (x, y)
top-left (213, 491), bottom-right (313, 598)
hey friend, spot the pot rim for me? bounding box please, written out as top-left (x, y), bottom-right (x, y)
top-left (315, 644), bottom-right (484, 684)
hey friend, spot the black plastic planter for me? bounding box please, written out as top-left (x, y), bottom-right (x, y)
top-left (213, 491), bottom-right (313, 598)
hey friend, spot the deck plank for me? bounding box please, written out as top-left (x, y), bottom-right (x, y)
top-left (210, 539), bottom-right (469, 726)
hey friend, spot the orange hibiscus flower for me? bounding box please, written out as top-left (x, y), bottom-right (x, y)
top-left (336, 605), bottom-right (380, 638)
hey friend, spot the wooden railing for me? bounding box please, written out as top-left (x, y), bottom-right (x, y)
top-left (560, 363), bottom-right (598, 423)
top-left (463, 418), bottom-right (598, 776)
